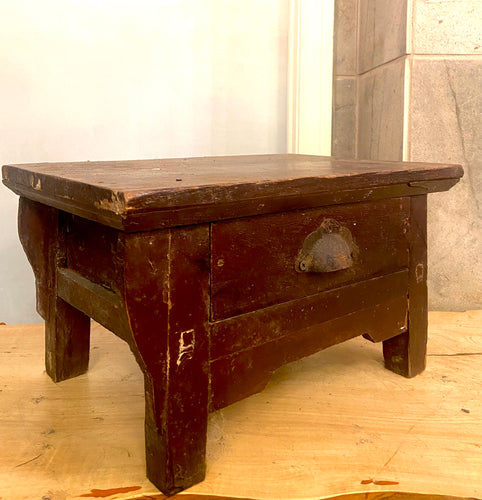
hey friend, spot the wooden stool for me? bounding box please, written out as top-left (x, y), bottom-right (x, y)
top-left (2, 155), bottom-right (462, 495)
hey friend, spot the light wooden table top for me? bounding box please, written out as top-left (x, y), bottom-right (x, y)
top-left (0, 311), bottom-right (480, 500)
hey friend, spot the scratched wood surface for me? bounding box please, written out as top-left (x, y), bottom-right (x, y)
top-left (211, 197), bottom-right (410, 319)
top-left (2, 155), bottom-right (463, 231)
top-left (0, 311), bottom-right (480, 500)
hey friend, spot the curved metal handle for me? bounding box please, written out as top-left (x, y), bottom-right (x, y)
top-left (295, 218), bottom-right (358, 273)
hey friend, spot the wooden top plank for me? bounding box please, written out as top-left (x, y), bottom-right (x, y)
top-left (2, 154), bottom-right (463, 231)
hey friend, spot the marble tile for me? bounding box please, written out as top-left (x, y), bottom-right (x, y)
top-left (413, 0), bottom-right (482, 55)
top-left (332, 77), bottom-right (357, 157)
top-left (357, 56), bottom-right (405, 160)
top-left (358, 0), bottom-right (408, 73)
top-left (333, 0), bottom-right (358, 75)
top-left (409, 56), bottom-right (482, 309)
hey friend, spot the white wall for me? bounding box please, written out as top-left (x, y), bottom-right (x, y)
top-left (0, 0), bottom-right (289, 323)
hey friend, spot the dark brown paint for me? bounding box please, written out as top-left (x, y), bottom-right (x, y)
top-left (3, 154), bottom-right (462, 232)
top-left (79, 486), bottom-right (141, 497)
top-left (383, 195), bottom-right (428, 377)
top-left (2, 154), bottom-right (462, 495)
top-left (211, 198), bottom-right (409, 319)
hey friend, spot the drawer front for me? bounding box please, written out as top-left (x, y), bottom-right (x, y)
top-left (211, 197), bottom-right (410, 320)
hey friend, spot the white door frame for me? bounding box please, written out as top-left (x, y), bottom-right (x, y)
top-left (287, 0), bottom-right (334, 155)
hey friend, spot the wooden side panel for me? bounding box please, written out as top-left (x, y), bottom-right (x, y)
top-left (210, 295), bottom-right (408, 411)
top-left (211, 198), bottom-right (409, 320)
top-left (383, 195), bottom-right (428, 377)
top-left (123, 225), bottom-right (210, 496)
top-left (211, 270), bottom-right (408, 360)
top-left (65, 215), bottom-right (124, 292)
top-left (18, 197), bottom-right (58, 319)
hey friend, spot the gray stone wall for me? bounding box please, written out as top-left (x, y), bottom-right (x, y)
top-left (332, 0), bottom-right (482, 310)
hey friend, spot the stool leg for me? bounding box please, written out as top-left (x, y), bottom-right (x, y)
top-left (18, 197), bottom-right (91, 382)
top-left (123, 225), bottom-right (210, 496)
top-left (45, 297), bottom-right (90, 382)
top-left (383, 195), bottom-right (427, 378)
top-left (143, 362), bottom-right (208, 495)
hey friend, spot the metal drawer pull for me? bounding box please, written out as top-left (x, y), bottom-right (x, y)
top-left (295, 218), bottom-right (358, 273)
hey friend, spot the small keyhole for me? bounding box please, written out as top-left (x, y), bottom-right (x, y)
top-left (299, 261), bottom-right (307, 271)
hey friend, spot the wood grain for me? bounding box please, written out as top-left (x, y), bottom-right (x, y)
top-left (122, 226), bottom-right (211, 495)
top-left (3, 155), bottom-right (463, 231)
top-left (125, 494), bottom-right (479, 500)
top-left (0, 311), bottom-right (480, 499)
top-left (383, 195), bottom-right (428, 377)
top-left (210, 295), bottom-right (408, 410)
top-left (65, 214), bottom-right (124, 292)
top-left (210, 271), bottom-right (408, 360)
top-left (18, 197), bottom-right (91, 382)
top-left (211, 198), bottom-right (409, 319)
top-left (17, 197), bottom-right (58, 319)
top-left (3, 155), bottom-right (466, 497)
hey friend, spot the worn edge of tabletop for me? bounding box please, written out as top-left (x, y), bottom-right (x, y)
top-left (2, 155), bottom-right (463, 231)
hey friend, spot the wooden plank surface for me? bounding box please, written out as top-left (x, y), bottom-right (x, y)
top-left (210, 295), bottom-right (408, 411)
top-left (2, 155), bottom-right (463, 231)
top-left (3, 155), bottom-right (463, 194)
top-left (211, 198), bottom-right (409, 319)
top-left (210, 271), bottom-right (409, 360)
top-left (0, 311), bottom-right (480, 500)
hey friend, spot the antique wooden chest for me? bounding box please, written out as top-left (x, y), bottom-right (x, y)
top-left (2, 154), bottom-right (463, 495)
